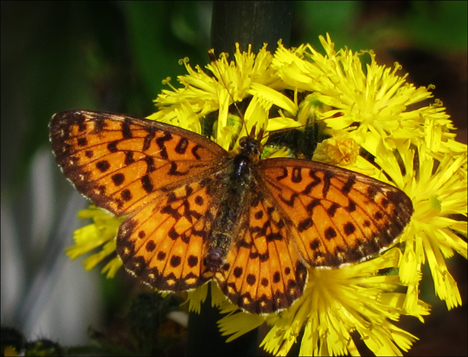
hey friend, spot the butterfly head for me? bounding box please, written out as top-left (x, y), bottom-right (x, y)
top-left (238, 136), bottom-right (262, 160)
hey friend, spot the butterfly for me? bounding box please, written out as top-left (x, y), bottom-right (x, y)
top-left (50, 109), bottom-right (413, 314)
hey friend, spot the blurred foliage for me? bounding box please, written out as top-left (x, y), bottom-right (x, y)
top-left (1, 1), bottom-right (466, 190)
top-left (1, 293), bottom-right (186, 356)
top-left (294, 1), bottom-right (467, 51)
top-left (1, 1), bottom-right (211, 192)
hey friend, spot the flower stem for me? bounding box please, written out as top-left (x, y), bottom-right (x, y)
top-left (185, 2), bottom-right (294, 355)
top-left (211, 1), bottom-right (294, 54)
top-left (186, 285), bottom-right (259, 356)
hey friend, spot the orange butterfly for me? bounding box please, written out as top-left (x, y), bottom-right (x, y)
top-left (50, 110), bottom-right (413, 314)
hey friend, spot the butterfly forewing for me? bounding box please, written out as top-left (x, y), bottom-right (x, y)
top-left (50, 110), bottom-right (228, 216)
top-left (259, 158), bottom-right (413, 267)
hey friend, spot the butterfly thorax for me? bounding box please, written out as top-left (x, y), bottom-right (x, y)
top-left (205, 136), bottom-right (262, 271)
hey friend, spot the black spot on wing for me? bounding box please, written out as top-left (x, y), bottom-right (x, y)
top-left (156, 132), bottom-right (172, 159)
top-left (326, 203), bottom-right (340, 217)
top-left (343, 222), bottom-right (356, 235)
top-left (122, 118), bottom-right (133, 139)
top-left (96, 160), bottom-right (110, 172)
top-left (322, 171), bottom-right (333, 197)
top-left (175, 137), bottom-right (188, 154)
top-left (141, 175), bottom-right (154, 193)
top-left (112, 173), bottom-right (125, 186)
top-left (341, 177), bottom-right (355, 195)
top-left (168, 161), bottom-right (188, 176)
top-left (121, 189), bottom-right (132, 201)
top-left (145, 156), bottom-right (156, 173)
top-left (291, 167), bottom-right (302, 183)
top-left (298, 218), bottom-right (313, 232)
top-left (192, 145), bottom-right (202, 160)
top-left (77, 137), bottom-right (87, 147)
top-left (108, 141), bottom-right (118, 153)
top-left (125, 151), bottom-right (135, 165)
top-left (325, 227), bottom-right (337, 240)
top-left (143, 131), bottom-right (155, 151)
top-left (275, 167), bottom-right (288, 181)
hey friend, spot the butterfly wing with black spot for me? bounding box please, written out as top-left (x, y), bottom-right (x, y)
top-left (259, 158), bottom-right (413, 268)
top-left (214, 189), bottom-right (308, 314)
top-left (50, 110), bottom-right (229, 216)
top-left (51, 110), bottom-right (231, 291)
top-left (117, 173), bottom-right (229, 291)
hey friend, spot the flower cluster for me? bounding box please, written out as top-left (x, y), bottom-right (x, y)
top-left (68, 35), bottom-right (466, 355)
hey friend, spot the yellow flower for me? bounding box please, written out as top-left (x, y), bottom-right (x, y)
top-left (149, 43), bottom-right (281, 150)
top-left (63, 35), bottom-right (467, 356)
top-left (272, 34), bottom-right (435, 152)
top-left (66, 206), bottom-right (123, 278)
top-left (220, 249), bottom-right (429, 356)
top-left (422, 103), bottom-right (467, 158)
top-left (381, 141), bottom-right (467, 311)
top-left (312, 133), bottom-right (360, 166)
top-left (3, 346), bottom-right (18, 357)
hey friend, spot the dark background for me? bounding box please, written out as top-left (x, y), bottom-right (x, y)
top-left (1, 1), bottom-right (466, 355)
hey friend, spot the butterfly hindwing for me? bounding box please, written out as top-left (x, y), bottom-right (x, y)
top-left (117, 178), bottom-right (224, 291)
top-left (216, 190), bottom-right (307, 314)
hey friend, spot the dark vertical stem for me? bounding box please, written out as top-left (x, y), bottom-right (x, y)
top-left (186, 285), bottom-right (258, 357)
top-left (186, 1), bottom-right (294, 356)
top-left (211, 1), bottom-right (294, 55)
